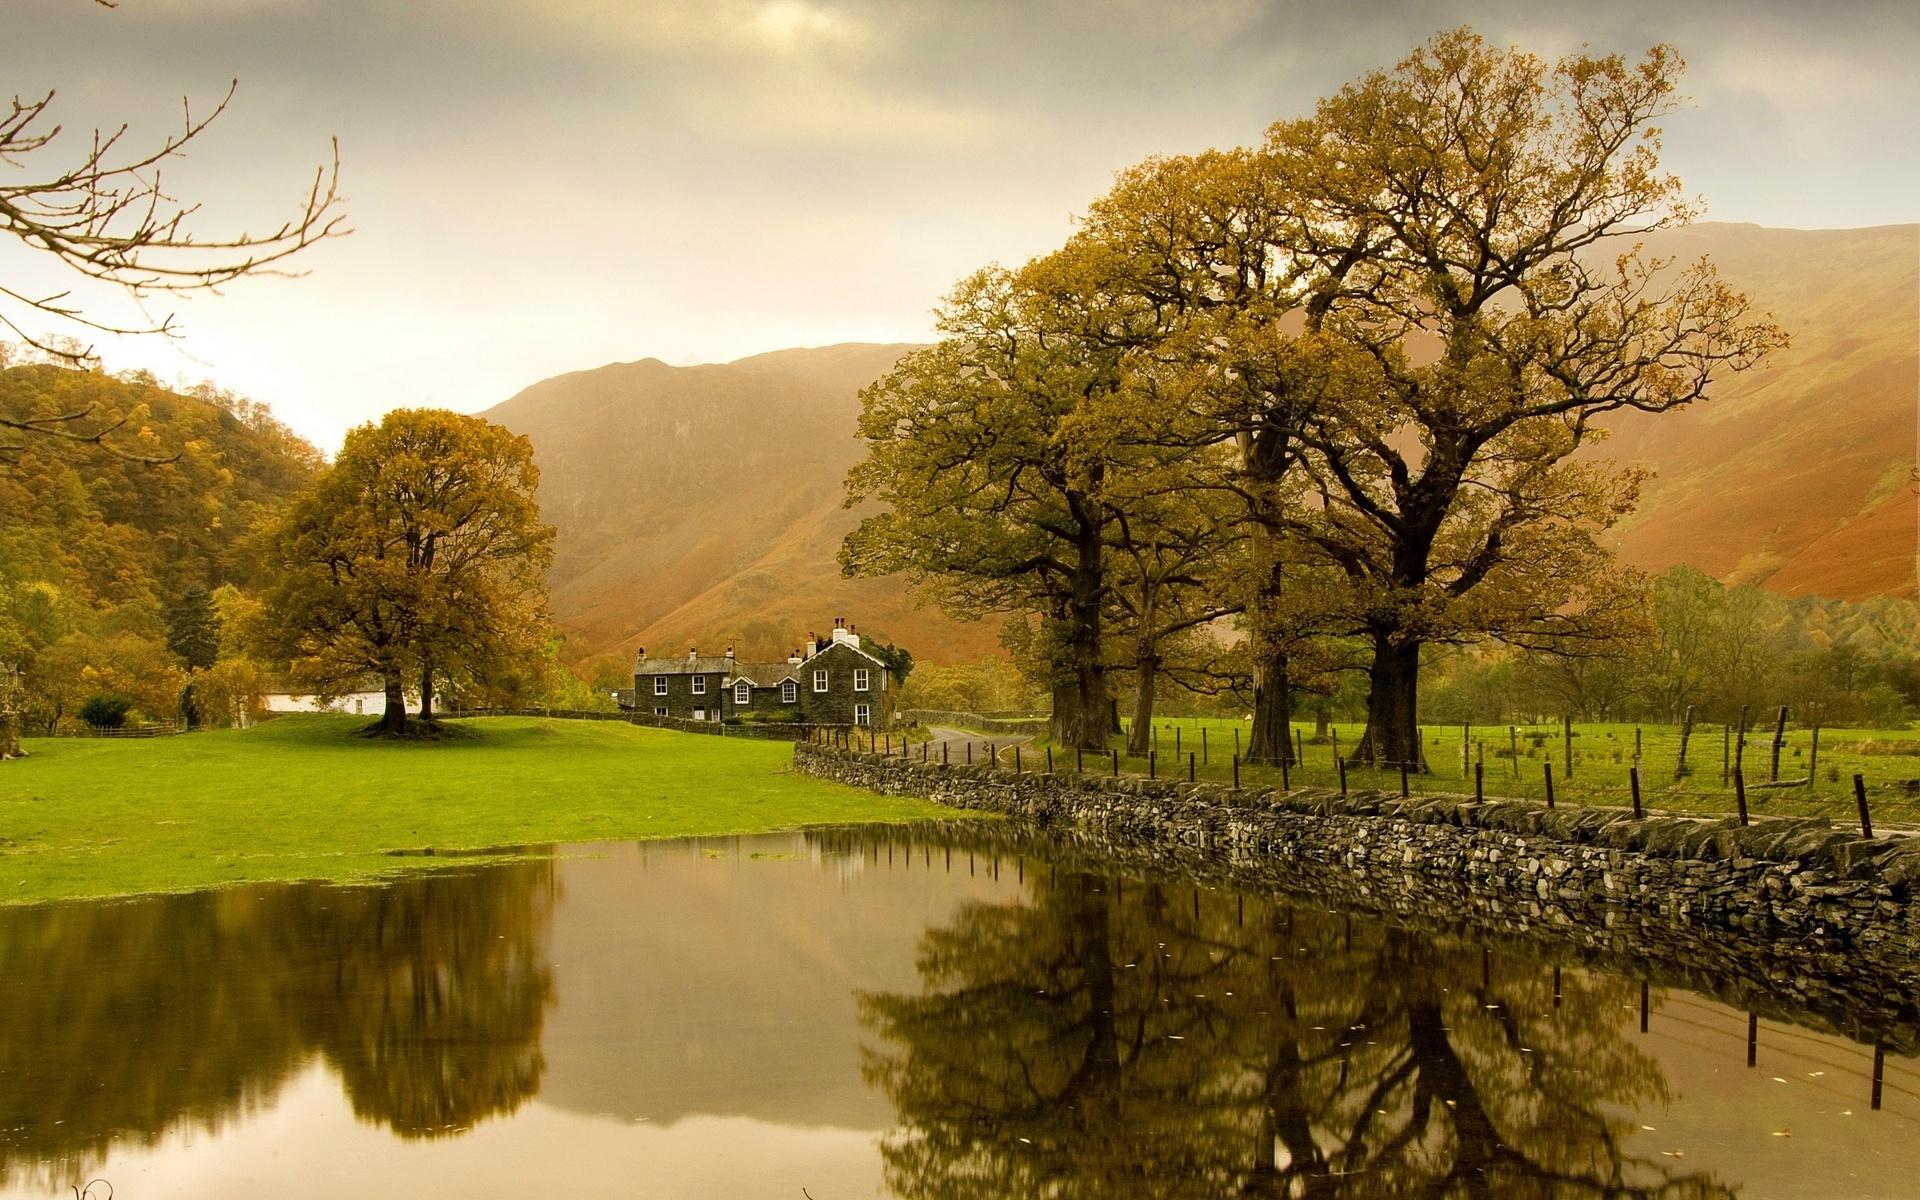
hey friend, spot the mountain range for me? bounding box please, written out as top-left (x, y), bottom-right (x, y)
top-left (483, 222), bottom-right (1919, 672)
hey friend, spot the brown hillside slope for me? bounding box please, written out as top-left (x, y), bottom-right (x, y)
top-left (483, 344), bottom-right (1003, 668)
top-left (1598, 223), bottom-right (1917, 598)
top-left (490, 223), bottom-right (1916, 670)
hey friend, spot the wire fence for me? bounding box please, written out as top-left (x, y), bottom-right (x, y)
top-left (817, 718), bottom-right (1920, 833)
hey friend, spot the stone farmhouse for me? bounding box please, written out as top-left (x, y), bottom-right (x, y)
top-left (624, 619), bottom-right (898, 728)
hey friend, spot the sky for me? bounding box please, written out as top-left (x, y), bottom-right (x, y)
top-left (5, 0), bottom-right (1917, 451)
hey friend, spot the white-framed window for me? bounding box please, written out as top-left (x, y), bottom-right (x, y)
top-left (692, 707), bottom-right (706, 722)
top-left (654, 706), bottom-right (667, 717)
top-left (781, 680), bottom-right (797, 703)
top-left (880, 671), bottom-right (887, 691)
top-left (813, 669), bottom-right (829, 692)
top-left (854, 703), bottom-right (870, 726)
top-left (691, 675), bottom-right (706, 695)
top-left (734, 681), bottom-right (751, 705)
top-left (653, 676), bottom-right (668, 696)
top-left (853, 668), bottom-right (870, 692)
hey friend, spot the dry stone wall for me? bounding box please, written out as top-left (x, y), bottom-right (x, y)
top-left (794, 742), bottom-right (1920, 1038)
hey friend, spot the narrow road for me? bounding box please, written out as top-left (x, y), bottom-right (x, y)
top-left (923, 725), bottom-right (1034, 768)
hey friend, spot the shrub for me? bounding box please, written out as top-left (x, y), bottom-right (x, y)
top-left (79, 693), bottom-right (135, 729)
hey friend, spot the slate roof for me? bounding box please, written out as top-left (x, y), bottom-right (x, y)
top-left (634, 655), bottom-right (739, 676)
top-left (731, 663), bottom-right (803, 686)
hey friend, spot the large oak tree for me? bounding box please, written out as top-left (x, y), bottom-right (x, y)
top-left (260, 409), bottom-right (554, 735)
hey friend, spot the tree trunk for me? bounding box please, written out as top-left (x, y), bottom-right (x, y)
top-left (1126, 650), bottom-right (1158, 756)
top-left (1246, 641), bottom-right (1292, 764)
top-left (1049, 515), bottom-right (1109, 751)
top-left (418, 667), bottom-right (435, 724)
top-left (0, 710), bottom-right (21, 761)
top-left (371, 672), bottom-right (408, 735)
top-left (1354, 636), bottom-right (1422, 770)
top-left (1313, 699), bottom-right (1330, 740)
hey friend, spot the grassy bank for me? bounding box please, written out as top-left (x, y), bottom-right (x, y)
top-left (0, 715), bottom-right (962, 905)
top-left (1066, 716), bottom-right (1920, 826)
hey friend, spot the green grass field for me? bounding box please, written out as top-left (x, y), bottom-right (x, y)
top-left (1059, 715), bottom-right (1920, 827)
top-left (0, 715), bottom-right (962, 906)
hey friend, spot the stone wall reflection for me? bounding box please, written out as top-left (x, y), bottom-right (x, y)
top-left (0, 860), bottom-right (555, 1189)
top-left (861, 871), bottom-right (1736, 1199)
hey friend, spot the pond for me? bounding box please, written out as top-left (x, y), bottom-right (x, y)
top-left (0, 825), bottom-right (1915, 1199)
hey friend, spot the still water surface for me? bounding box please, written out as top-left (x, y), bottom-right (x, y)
top-left (1, 826), bottom-right (1915, 1198)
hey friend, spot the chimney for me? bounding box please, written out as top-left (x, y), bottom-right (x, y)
top-left (805, 632), bottom-right (818, 657)
top-left (688, 646), bottom-right (698, 661)
top-left (788, 647), bottom-right (802, 664)
top-left (634, 646), bottom-right (645, 662)
top-left (725, 645), bottom-right (735, 660)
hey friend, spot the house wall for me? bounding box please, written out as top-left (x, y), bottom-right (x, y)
top-left (634, 672), bottom-right (729, 719)
top-left (726, 679), bottom-right (803, 720)
top-left (802, 642), bottom-right (893, 727)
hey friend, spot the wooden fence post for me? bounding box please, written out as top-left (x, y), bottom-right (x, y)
top-left (1735, 704), bottom-right (1750, 777)
top-left (1337, 758), bottom-right (1347, 796)
top-left (1630, 766), bottom-right (1643, 819)
top-left (1676, 705), bottom-right (1694, 780)
top-left (1509, 726), bottom-right (1518, 778)
top-left (1280, 753), bottom-right (1289, 791)
top-left (1295, 727), bottom-right (1305, 765)
top-left (1232, 754), bottom-right (1240, 788)
top-left (1855, 774), bottom-right (1874, 839)
top-left (1188, 752), bottom-right (1195, 782)
top-left (1543, 762), bottom-right (1555, 809)
top-left (1734, 767), bottom-right (1748, 826)
top-left (1769, 706), bottom-right (1789, 783)
top-left (1562, 715), bottom-right (1574, 780)
top-left (1474, 760), bottom-right (1484, 802)
top-left (1013, 745), bottom-right (1021, 774)
top-left (1807, 722), bottom-right (1821, 790)
top-left (1201, 727), bottom-right (1208, 764)
top-left (1149, 750), bottom-right (1156, 780)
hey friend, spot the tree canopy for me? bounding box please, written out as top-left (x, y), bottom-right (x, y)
top-left (259, 409), bottom-right (555, 736)
top-left (842, 28), bottom-right (1785, 765)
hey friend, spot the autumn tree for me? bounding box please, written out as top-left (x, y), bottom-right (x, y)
top-left (842, 268), bottom-right (1127, 749)
top-left (260, 410), bottom-right (554, 736)
top-left (1033, 151), bottom-right (1354, 764)
top-left (1241, 30), bottom-right (1785, 768)
top-left (1099, 454), bottom-right (1243, 755)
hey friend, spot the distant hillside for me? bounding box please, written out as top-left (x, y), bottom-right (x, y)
top-left (1596, 223), bottom-right (1918, 599)
top-left (491, 222), bottom-right (1917, 670)
top-left (0, 364), bottom-right (322, 631)
top-left (483, 344), bottom-right (1004, 671)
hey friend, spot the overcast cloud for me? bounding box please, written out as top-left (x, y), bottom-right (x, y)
top-left (5, 0), bottom-right (1915, 449)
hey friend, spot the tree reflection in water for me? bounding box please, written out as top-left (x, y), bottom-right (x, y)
top-left (861, 871), bottom-right (1734, 1200)
top-left (0, 861), bottom-right (554, 1189)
